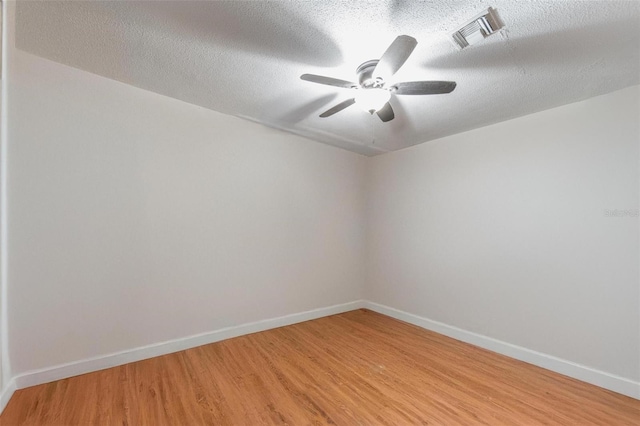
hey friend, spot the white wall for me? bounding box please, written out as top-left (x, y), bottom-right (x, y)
top-left (0, 0), bottom-right (7, 405)
top-left (5, 4), bottom-right (366, 377)
top-left (2, 0), bottom-right (639, 404)
top-left (367, 86), bottom-right (640, 384)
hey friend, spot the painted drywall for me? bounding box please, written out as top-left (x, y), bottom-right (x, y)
top-left (2, 0), bottom-right (639, 405)
top-left (0, 0), bottom-right (6, 404)
top-left (366, 85), bottom-right (640, 383)
top-left (5, 12), bottom-right (367, 376)
top-left (13, 1), bottom-right (640, 153)
top-left (0, 76), bottom-right (3, 397)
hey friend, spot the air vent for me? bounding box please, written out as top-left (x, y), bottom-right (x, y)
top-left (452, 7), bottom-right (504, 49)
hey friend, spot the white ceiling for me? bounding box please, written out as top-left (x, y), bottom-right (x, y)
top-left (15, 0), bottom-right (640, 155)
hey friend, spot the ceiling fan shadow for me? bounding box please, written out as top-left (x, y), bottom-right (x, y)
top-left (268, 93), bottom-right (339, 126)
top-left (143, 1), bottom-right (343, 67)
top-left (421, 16), bottom-right (639, 76)
top-left (373, 99), bottom-right (416, 150)
top-left (16, 1), bottom-right (343, 70)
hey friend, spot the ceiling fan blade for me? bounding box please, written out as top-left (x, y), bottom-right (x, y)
top-left (319, 98), bottom-right (356, 117)
top-left (372, 35), bottom-right (418, 81)
top-left (301, 74), bottom-right (357, 89)
top-left (393, 81), bottom-right (457, 95)
top-left (376, 102), bottom-right (395, 122)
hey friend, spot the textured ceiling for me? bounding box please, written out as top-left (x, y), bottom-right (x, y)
top-left (15, 0), bottom-right (640, 155)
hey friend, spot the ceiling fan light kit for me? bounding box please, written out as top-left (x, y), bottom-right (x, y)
top-left (353, 59), bottom-right (390, 113)
top-left (355, 87), bottom-right (391, 113)
top-left (300, 35), bottom-right (456, 123)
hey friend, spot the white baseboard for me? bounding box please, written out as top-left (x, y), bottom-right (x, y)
top-left (0, 379), bottom-right (16, 413)
top-left (12, 300), bottom-right (366, 391)
top-left (364, 301), bottom-right (640, 400)
top-left (4, 298), bottom-right (638, 415)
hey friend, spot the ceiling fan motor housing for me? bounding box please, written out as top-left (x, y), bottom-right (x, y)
top-left (356, 60), bottom-right (381, 87)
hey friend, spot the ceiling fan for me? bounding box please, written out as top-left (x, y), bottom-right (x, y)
top-left (300, 35), bottom-right (456, 122)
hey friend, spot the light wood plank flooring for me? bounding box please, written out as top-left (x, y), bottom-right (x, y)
top-left (1, 309), bottom-right (638, 425)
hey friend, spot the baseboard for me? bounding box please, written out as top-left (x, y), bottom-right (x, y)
top-left (364, 301), bottom-right (640, 400)
top-left (6, 298), bottom-right (638, 411)
top-left (12, 300), bottom-right (366, 391)
top-left (0, 379), bottom-right (16, 413)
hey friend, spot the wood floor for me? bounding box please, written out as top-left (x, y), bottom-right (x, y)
top-left (1, 309), bottom-right (638, 425)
